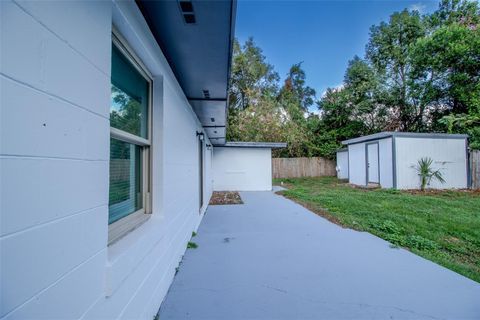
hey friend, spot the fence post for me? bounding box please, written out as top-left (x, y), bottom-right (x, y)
top-left (471, 150), bottom-right (479, 189)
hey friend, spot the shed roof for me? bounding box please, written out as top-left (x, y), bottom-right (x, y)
top-left (220, 142), bottom-right (287, 149)
top-left (342, 132), bottom-right (468, 145)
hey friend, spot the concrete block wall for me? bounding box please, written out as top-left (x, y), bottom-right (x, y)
top-left (0, 1), bottom-right (212, 319)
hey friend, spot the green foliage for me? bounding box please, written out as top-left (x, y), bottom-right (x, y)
top-left (279, 62), bottom-right (316, 112)
top-left (277, 177), bottom-right (480, 282)
top-left (373, 219), bottom-right (402, 235)
top-left (227, 41), bottom-right (319, 158)
top-left (414, 157), bottom-right (446, 191)
top-left (228, 0), bottom-right (480, 158)
top-left (441, 114), bottom-right (480, 149)
top-left (229, 38), bottom-right (279, 110)
top-left (405, 235), bottom-right (438, 251)
top-left (367, 9), bottom-right (427, 131)
top-left (187, 241), bottom-right (198, 249)
top-left (111, 85), bottom-right (145, 137)
top-left (371, 220), bottom-right (438, 250)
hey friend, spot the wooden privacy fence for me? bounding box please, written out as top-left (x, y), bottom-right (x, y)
top-left (471, 150), bottom-right (480, 189)
top-left (272, 157), bottom-right (336, 179)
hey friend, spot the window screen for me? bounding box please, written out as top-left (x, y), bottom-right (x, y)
top-left (108, 138), bottom-right (142, 224)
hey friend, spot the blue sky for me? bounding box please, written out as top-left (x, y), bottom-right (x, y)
top-left (235, 0), bottom-right (439, 99)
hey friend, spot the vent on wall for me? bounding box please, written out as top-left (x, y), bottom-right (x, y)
top-left (179, 1), bottom-right (196, 24)
top-left (203, 90), bottom-right (210, 99)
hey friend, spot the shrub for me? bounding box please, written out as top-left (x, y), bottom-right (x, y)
top-left (414, 157), bottom-right (445, 191)
top-left (405, 235), bottom-right (438, 251)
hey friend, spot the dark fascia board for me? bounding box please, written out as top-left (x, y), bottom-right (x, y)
top-left (342, 131), bottom-right (469, 145)
top-left (219, 141), bottom-right (287, 149)
top-left (222, 0), bottom-right (237, 142)
top-left (336, 147), bottom-right (348, 152)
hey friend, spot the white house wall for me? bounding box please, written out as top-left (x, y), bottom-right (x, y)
top-left (395, 137), bottom-right (467, 189)
top-left (336, 151), bottom-right (349, 179)
top-left (378, 138), bottom-right (393, 188)
top-left (0, 1), bottom-right (212, 319)
top-left (213, 147), bottom-right (272, 191)
top-left (348, 143), bottom-right (366, 186)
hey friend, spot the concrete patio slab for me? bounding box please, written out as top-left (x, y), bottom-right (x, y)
top-left (158, 191), bottom-right (480, 319)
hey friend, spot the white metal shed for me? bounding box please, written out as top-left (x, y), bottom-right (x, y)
top-left (213, 142), bottom-right (287, 191)
top-left (341, 132), bottom-right (469, 189)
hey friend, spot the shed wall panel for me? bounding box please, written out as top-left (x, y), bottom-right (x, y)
top-left (348, 143), bottom-right (366, 186)
top-left (336, 151), bottom-right (349, 179)
top-left (395, 137), bottom-right (467, 189)
top-left (379, 138), bottom-right (393, 188)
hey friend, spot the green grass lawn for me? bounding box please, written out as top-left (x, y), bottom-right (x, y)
top-left (274, 177), bottom-right (480, 283)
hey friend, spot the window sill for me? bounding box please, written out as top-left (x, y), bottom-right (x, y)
top-left (108, 210), bottom-right (149, 244)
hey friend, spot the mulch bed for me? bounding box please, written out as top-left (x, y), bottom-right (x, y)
top-left (402, 188), bottom-right (480, 196)
top-left (344, 182), bottom-right (479, 195)
top-left (209, 191), bottom-right (244, 205)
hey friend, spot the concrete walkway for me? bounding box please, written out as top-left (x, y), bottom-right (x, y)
top-left (159, 191), bottom-right (480, 319)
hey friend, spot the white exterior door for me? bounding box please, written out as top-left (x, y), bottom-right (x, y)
top-left (367, 143), bottom-right (379, 183)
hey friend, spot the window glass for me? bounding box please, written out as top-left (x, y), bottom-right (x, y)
top-left (108, 138), bottom-right (142, 224)
top-left (110, 44), bottom-right (149, 139)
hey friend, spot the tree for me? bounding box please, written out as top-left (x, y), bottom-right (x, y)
top-left (314, 86), bottom-right (366, 158)
top-left (228, 38), bottom-right (279, 110)
top-left (344, 56), bottom-right (390, 133)
top-left (279, 62), bottom-right (316, 112)
top-left (428, 0), bottom-right (480, 28)
top-left (227, 0), bottom-right (480, 159)
top-left (366, 9), bottom-right (427, 131)
top-left (227, 95), bottom-right (312, 158)
top-left (411, 0), bottom-right (480, 146)
top-left (228, 47), bottom-right (319, 158)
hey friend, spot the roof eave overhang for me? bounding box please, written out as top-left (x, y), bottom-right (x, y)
top-left (137, 0), bottom-right (237, 146)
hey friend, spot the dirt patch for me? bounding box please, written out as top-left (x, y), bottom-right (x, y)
top-left (444, 236), bottom-right (462, 244)
top-left (341, 183), bottom-right (479, 196)
top-left (402, 189), bottom-right (480, 196)
top-left (209, 191), bottom-right (243, 205)
top-left (348, 183), bottom-right (381, 190)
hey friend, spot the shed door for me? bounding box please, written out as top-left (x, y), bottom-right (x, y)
top-left (367, 143), bottom-right (379, 183)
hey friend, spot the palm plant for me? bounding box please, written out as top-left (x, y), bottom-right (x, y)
top-left (415, 157), bottom-right (445, 191)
